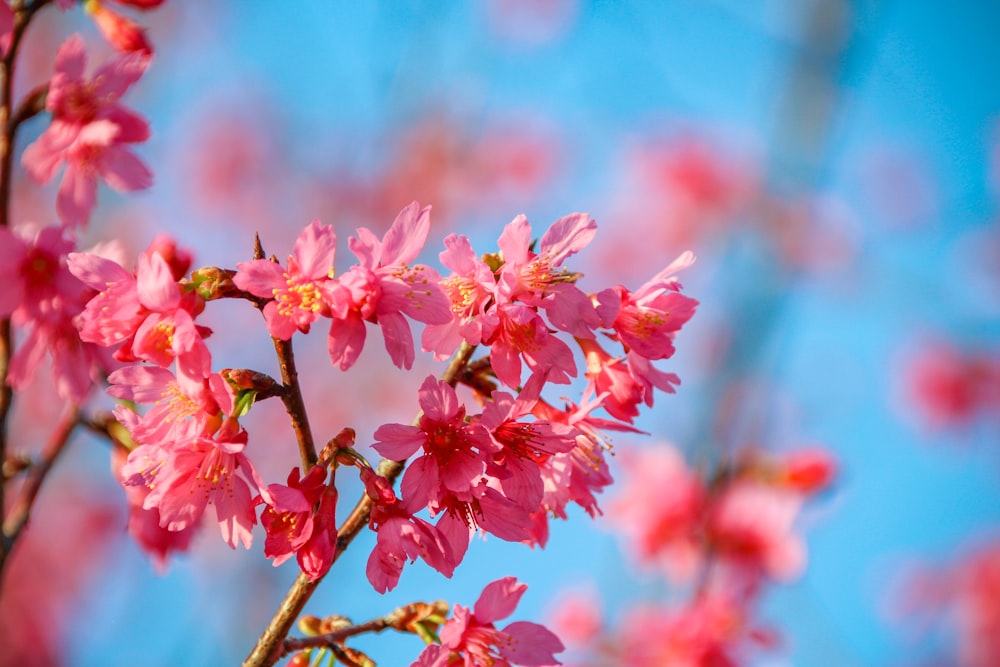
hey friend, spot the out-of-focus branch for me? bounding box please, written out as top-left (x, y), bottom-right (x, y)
top-left (0, 405), bottom-right (80, 574)
top-left (0, 0), bottom-right (55, 592)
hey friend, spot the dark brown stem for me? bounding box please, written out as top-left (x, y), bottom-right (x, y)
top-left (273, 337), bottom-right (317, 470)
top-left (243, 341), bottom-right (477, 667)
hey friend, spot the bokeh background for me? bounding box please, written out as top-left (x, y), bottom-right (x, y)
top-left (2, 1), bottom-right (999, 665)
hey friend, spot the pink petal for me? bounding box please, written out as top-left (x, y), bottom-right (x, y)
top-left (473, 576), bottom-right (527, 623)
top-left (56, 163), bottom-right (97, 229)
top-left (98, 145), bottom-right (153, 191)
top-left (381, 201), bottom-right (430, 266)
top-left (327, 312), bottom-right (366, 370)
top-left (293, 219), bottom-right (337, 280)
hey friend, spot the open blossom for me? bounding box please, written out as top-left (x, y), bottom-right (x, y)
top-left (327, 201), bottom-right (452, 370)
top-left (421, 232), bottom-right (497, 359)
top-left (495, 212), bottom-right (600, 339)
top-left (605, 444), bottom-right (706, 582)
top-left (362, 468), bottom-right (459, 593)
top-left (258, 465), bottom-right (338, 580)
top-left (0, 224), bottom-right (110, 402)
top-left (482, 302), bottom-right (578, 389)
top-left (69, 236), bottom-right (211, 381)
top-left (411, 577), bottom-right (564, 667)
top-left (234, 219), bottom-right (337, 340)
top-left (112, 445), bottom-right (196, 570)
top-left (479, 372), bottom-right (578, 512)
top-left (107, 365), bottom-right (232, 447)
top-left (22, 34), bottom-right (152, 228)
top-left (597, 250), bottom-right (699, 361)
top-left (615, 595), bottom-right (771, 667)
top-left (121, 417), bottom-right (263, 549)
top-left (373, 375), bottom-right (490, 509)
top-left (707, 481), bottom-right (806, 585)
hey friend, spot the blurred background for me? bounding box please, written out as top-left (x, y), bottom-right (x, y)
top-left (2, 1), bottom-right (999, 665)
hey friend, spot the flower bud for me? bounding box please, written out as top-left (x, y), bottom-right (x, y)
top-left (86, 1), bottom-right (153, 55)
top-left (145, 234), bottom-right (193, 280)
top-left (296, 615), bottom-right (322, 636)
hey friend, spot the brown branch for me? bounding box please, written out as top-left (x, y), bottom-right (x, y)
top-left (243, 341), bottom-right (477, 667)
top-left (0, 0), bottom-right (55, 590)
top-left (282, 600), bottom-right (449, 657)
top-left (273, 337), bottom-right (317, 470)
top-left (0, 405), bottom-right (79, 573)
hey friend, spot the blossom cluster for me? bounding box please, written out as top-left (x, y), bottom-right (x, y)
top-left (548, 444), bottom-right (836, 665)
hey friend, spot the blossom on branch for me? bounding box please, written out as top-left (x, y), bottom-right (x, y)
top-left (411, 576), bottom-right (564, 667)
top-left (234, 219), bottom-right (338, 340)
top-left (328, 201), bottom-right (452, 370)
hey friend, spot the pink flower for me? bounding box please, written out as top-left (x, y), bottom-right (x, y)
top-left (616, 595), bottom-right (766, 667)
top-left (577, 338), bottom-right (644, 422)
top-left (21, 34), bottom-right (151, 228)
top-left (372, 375), bottom-right (490, 508)
top-left (85, 2), bottom-right (153, 55)
top-left (259, 465), bottom-right (338, 580)
top-left (598, 251), bottom-right (698, 361)
top-left (121, 417), bottom-right (263, 549)
top-left (605, 444), bottom-right (705, 582)
top-left (480, 372), bottom-right (577, 512)
top-left (327, 201), bottom-right (452, 370)
top-left (421, 232), bottom-right (497, 359)
top-left (108, 365), bottom-right (231, 447)
top-left (411, 576), bottom-right (564, 667)
top-left (707, 481), bottom-right (806, 584)
top-left (482, 302), bottom-right (577, 389)
top-left (234, 219), bottom-right (337, 340)
top-left (0, 224), bottom-right (110, 402)
top-left (495, 212), bottom-right (600, 339)
top-left (904, 339), bottom-right (1000, 429)
top-left (362, 467), bottom-right (461, 593)
top-left (112, 445), bottom-right (196, 570)
top-left (70, 237), bottom-right (211, 380)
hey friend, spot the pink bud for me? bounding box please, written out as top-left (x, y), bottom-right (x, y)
top-left (781, 448), bottom-right (836, 494)
top-left (144, 234), bottom-right (193, 280)
top-left (89, 3), bottom-right (153, 55)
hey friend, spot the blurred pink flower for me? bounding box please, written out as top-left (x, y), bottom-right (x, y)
top-left (606, 444), bottom-right (706, 582)
top-left (707, 481), bottom-right (806, 584)
top-left (21, 34), bottom-right (151, 228)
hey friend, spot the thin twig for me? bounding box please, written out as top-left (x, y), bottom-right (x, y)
top-left (281, 600), bottom-right (448, 656)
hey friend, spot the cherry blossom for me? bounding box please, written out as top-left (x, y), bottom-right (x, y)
top-left (411, 576), bottom-right (564, 667)
top-left (21, 34), bottom-right (152, 228)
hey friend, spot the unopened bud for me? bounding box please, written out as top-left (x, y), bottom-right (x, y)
top-left (190, 266), bottom-right (242, 300)
top-left (85, 1), bottom-right (153, 55)
top-left (297, 614), bottom-right (323, 636)
top-left (318, 614), bottom-right (352, 635)
top-left (144, 234), bottom-right (192, 280)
